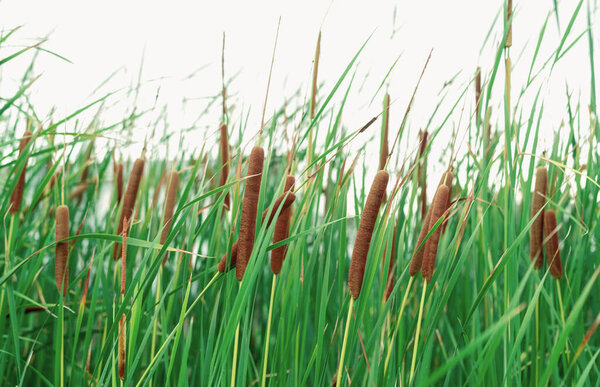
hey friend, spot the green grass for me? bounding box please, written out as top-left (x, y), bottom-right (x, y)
top-left (1, 1), bottom-right (600, 386)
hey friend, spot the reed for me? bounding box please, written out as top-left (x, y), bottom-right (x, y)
top-left (421, 184), bottom-right (449, 282)
top-left (118, 313), bottom-right (126, 380)
top-left (160, 171), bottom-right (179, 265)
top-left (271, 175), bottom-right (295, 274)
top-left (530, 166), bottom-right (547, 269)
top-left (237, 146), bottom-right (264, 281)
top-left (113, 158), bottom-right (145, 260)
top-left (55, 204), bottom-right (69, 294)
top-left (348, 170), bottom-right (389, 299)
top-left (543, 210), bottom-right (562, 279)
top-left (9, 130), bottom-right (32, 215)
top-left (220, 123), bottom-right (230, 209)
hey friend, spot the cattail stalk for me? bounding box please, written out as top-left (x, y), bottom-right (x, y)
top-left (9, 130), bottom-right (32, 215)
top-left (421, 184), bottom-right (450, 282)
top-left (379, 93), bottom-right (390, 171)
top-left (55, 205), bottom-right (69, 294)
top-left (307, 31), bottom-right (321, 169)
top-left (118, 313), bottom-right (126, 380)
top-left (161, 171), bottom-right (179, 265)
top-left (271, 176), bottom-right (295, 274)
top-left (220, 123), bottom-right (231, 209)
top-left (543, 210), bottom-right (562, 279)
top-left (236, 146), bottom-right (264, 281)
top-left (113, 158), bottom-right (145, 260)
top-left (530, 166), bottom-right (547, 269)
top-left (348, 170), bottom-right (389, 299)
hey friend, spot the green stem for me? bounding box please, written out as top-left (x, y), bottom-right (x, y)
top-left (409, 281), bottom-right (427, 384)
top-left (336, 297), bottom-right (354, 387)
top-left (261, 275), bottom-right (277, 387)
top-left (384, 275), bottom-right (414, 373)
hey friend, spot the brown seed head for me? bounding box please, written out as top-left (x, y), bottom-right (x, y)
top-left (271, 175), bottom-right (296, 274)
top-left (118, 313), bottom-right (126, 380)
top-left (55, 205), bottom-right (69, 294)
top-left (421, 184), bottom-right (450, 282)
top-left (543, 210), bottom-right (562, 280)
top-left (114, 158), bottom-right (145, 260)
top-left (161, 171), bottom-right (179, 265)
top-left (9, 130), bottom-right (33, 215)
top-left (218, 241), bottom-right (238, 273)
top-left (530, 166), bottom-right (547, 269)
top-left (348, 170), bottom-right (389, 299)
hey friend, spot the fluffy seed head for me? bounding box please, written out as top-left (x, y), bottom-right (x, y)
top-left (271, 175), bottom-right (296, 274)
top-left (9, 130), bottom-right (33, 215)
top-left (236, 146), bottom-right (264, 281)
top-left (348, 170), bottom-right (389, 299)
top-left (113, 158), bottom-right (145, 260)
top-left (161, 171), bottom-right (179, 265)
top-left (530, 166), bottom-right (547, 269)
top-left (55, 205), bottom-right (69, 294)
top-left (421, 184), bottom-right (450, 282)
top-left (118, 313), bottom-right (126, 380)
top-left (218, 241), bottom-right (238, 273)
top-left (543, 210), bottom-right (562, 279)
top-left (262, 192), bottom-right (296, 228)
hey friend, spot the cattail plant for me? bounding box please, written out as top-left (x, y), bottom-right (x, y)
top-left (530, 166), bottom-right (547, 269)
top-left (236, 146), bottom-right (264, 281)
top-left (113, 158), bottom-right (145, 260)
top-left (9, 130), bottom-right (32, 215)
top-left (421, 184), bottom-right (450, 282)
top-left (271, 175), bottom-right (295, 274)
top-left (348, 170), bottom-right (389, 299)
top-left (118, 313), bottom-right (126, 380)
top-left (220, 123), bottom-right (230, 209)
top-left (161, 171), bottom-right (179, 265)
top-left (543, 210), bottom-right (562, 279)
top-left (55, 205), bottom-right (69, 294)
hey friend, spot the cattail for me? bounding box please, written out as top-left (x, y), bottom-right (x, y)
top-left (121, 217), bottom-right (128, 294)
top-left (219, 123), bottom-right (230, 209)
top-left (113, 158), bottom-right (145, 260)
top-left (530, 166), bottom-right (547, 269)
top-left (410, 169), bottom-right (452, 276)
top-left (421, 184), bottom-right (450, 282)
top-left (348, 170), bottom-right (389, 299)
top-left (115, 162), bottom-right (124, 204)
top-left (236, 146), bottom-right (264, 281)
top-left (9, 130), bottom-right (32, 215)
top-left (383, 223), bottom-right (397, 302)
top-left (118, 313), bottom-right (126, 380)
top-left (55, 205), bottom-right (69, 294)
top-left (271, 176), bottom-right (295, 274)
top-left (161, 171), bottom-right (179, 265)
top-left (543, 210), bottom-right (562, 279)
top-left (261, 191), bottom-right (296, 227)
top-left (218, 241), bottom-right (238, 273)
top-left (379, 93), bottom-right (390, 171)
top-left (441, 169), bottom-right (454, 233)
top-left (505, 0), bottom-right (513, 47)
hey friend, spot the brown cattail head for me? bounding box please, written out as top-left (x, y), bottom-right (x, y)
top-left (218, 241), bottom-right (238, 273)
top-left (383, 223), bottom-right (398, 302)
top-left (379, 93), bottom-right (390, 171)
top-left (441, 169), bottom-right (454, 233)
top-left (113, 158), bottom-right (145, 260)
top-left (161, 171), bottom-right (179, 265)
top-left (9, 130), bottom-right (33, 215)
top-left (530, 166), bottom-right (547, 269)
top-left (115, 162), bottom-right (124, 204)
top-left (55, 205), bottom-right (69, 294)
top-left (505, 0), bottom-right (513, 47)
top-left (543, 210), bottom-right (562, 279)
top-left (219, 123), bottom-right (230, 210)
top-left (421, 184), bottom-right (450, 282)
top-left (271, 175), bottom-right (296, 274)
top-left (348, 170), bottom-right (389, 299)
top-left (121, 217), bottom-right (128, 294)
top-left (261, 192), bottom-right (296, 228)
top-left (236, 146), bottom-right (264, 281)
top-left (118, 313), bottom-right (126, 380)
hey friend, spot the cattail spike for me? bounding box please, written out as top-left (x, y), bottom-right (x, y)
top-left (218, 241), bottom-right (238, 273)
top-left (118, 313), bottom-right (126, 380)
top-left (161, 171), bottom-right (179, 265)
top-left (271, 175), bottom-right (296, 274)
top-left (348, 170), bottom-right (389, 299)
top-left (9, 130), bottom-right (33, 215)
top-left (113, 158), bottom-right (145, 260)
top-left (55, 205), bottom-right (69, 294)
top-left (236, 146), bottom-right (264, 281)
top-left (530, 166), bottom-right (547, 269)
top-left (544, 210), bottom-right (562, 279)
top-left (261, 192), bottom-right (296, 228)
top-left (421, 184), bottom-right (450, 282)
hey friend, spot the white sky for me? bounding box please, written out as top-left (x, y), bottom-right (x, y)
top-left (1, 0), bottom-right (597, 189)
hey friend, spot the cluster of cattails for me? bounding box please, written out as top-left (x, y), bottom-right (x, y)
top-left (409, 169), bottom-right (453, 282)
top-left (160, 171), bottom-right (179, 265)
top-left (113, 158), bottom-right (145, 260)
top-left (529, 166), bottom-right (562, 279)
top-left (348, 170), bottom-right (389, 299)
top-left (9, 130), bottom-right (33, 215)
